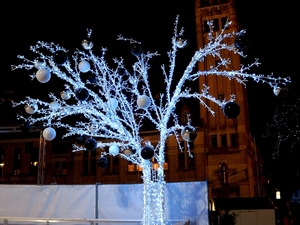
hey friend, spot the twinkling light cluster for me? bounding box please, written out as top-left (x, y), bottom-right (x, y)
top-left (11, 17), bottom-right (290, 225)
top-left (265, 98), bottom-right (299, 158)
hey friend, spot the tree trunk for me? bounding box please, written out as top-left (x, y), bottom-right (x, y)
top-left (141, 161), bottom-right (166, 225)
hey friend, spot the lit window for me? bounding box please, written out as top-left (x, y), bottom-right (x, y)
top-left (127, 163), bottom-right (142, 172)
top-left (127, 164), bottom-right (135, 172)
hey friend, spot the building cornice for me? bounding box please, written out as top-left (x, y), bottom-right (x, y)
top-left (199, 3), bottom-right (231, 12)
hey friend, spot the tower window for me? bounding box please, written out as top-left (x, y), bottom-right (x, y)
top-left (203, 18), bottom-right (219, 33)
top-left (230, 133), bottom-right (238, 146)
top-left (201, 0), bottom-right (210, 7)
top-left (218, 94), bottom-right (225, 101)
top-left (204, 17), bottom-right (228, 33)
top-left (221, 17), bottom-right (228, 29)
top-left (187, 141), bottom-right (194, 150)
top-left (220, 135), bottom-right (227, 147)
top-left (181, 110), bottom-right (189, 125)
top-left (211, 135), bottom-right (217, 148)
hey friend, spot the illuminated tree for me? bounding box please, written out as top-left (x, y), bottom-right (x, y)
top-left (11, 17), bottom-right (289, 225)
top-left (264, 97), bottom-right (300, 201)
top-left (265, 97), bottom-right (299, 158)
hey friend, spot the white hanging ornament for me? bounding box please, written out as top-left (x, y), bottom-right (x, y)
top-left (176, 36), bottom-right (189, 49)
top-left (78, 60), bottom-right (90, 73)
top-left (273, 86), bottom-right (288, 97)
top-left (36, 68), bottom-right (51, 83)
top-left (60, 90), bottom-right (71, 100)
top-left (108, 98), bottom-right (118, 110)
top-left (50, 102), bottom-right (60, 111)
top-left (273, 87), bottom-right (281, 96)
top-left (137, 95), bottom-right (151, 109)
top-left (181, 125), bottom-right (197, 142)
top-left (109, 145), bottom-right (119, 156)
top-left (81, 39), bottom-right (93, 50)
top-left (42, 127), bottom-right (56, 141)
top-left (25, 103), bottom-right (38, 114)
top-left (124, 148), bottom-right (136, 156)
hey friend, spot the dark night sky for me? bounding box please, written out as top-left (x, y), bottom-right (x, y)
top-left (1, 1), bottom-right (299, 150)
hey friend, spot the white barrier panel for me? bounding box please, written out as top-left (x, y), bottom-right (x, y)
top-left (0, 185), bottom-right (95, 219)
top-left (0, 182), bottom-right (208, 225)
top-left (164, 182), bottom-right (208, 225)
top-left (97, 183), bottom-right (144, 220)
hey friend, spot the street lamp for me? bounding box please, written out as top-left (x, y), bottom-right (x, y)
top-left (0, 163), bottom-right (4, 184)
top-left (276, 190), bottom-right (281, 199)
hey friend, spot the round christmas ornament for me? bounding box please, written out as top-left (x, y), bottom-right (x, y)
top-left (20, 122), bottom-right (31, 133)
top-left (181, 125), bottom-right (197, 142)
top-left (87, 75), bottom-right (97, 84)
top-left (36, 68), bottom-right (51, 83)
top-left (75, 135), bottom-right (85, 145)
top-left (78, 60), bottom-right (91, 73)
top-left (81, 39), bottom-right (94, 50)
top-left (124, 148), bottom-right (136, 156)
top-left (60, 90), bottom-right (71, 100)
top-left (84, 137), bottom-right (97, 151)
top-left (117, 67), bottom-right (126, 76)
top-left (234, 32), bottom-right (249, 50)
top-left (273, 86), bottom-right (288, 97)
top-left (141, 146), bottom-right (154, 160)
top-left (97, 157), bottom-right (108, 169)
top-left (25, 103), bottom-right (38, 114)
top-left (42, 127), bottom-right (56, 141)
top-left (75, 88), bottom-right (89, 101)
top-left (53, 50), bottom-right (68, 65)
top-left (131, 43), bottom-right (142, 56)
top-left (50, 102), bottom-right (60, 111)
top-left (137, 95), bottom-right (151, 109)
top-left (109, 145), bottom-right (119, 156)
top-left (176, 36), bottom-right (189, 49)
top-left (222, 101), bottom-right (240, 119)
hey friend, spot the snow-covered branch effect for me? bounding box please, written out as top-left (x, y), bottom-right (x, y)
top-left (11, 16), bottom-right (290, 225)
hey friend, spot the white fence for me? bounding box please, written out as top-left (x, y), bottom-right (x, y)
top-left (0, 182), bottom-right (208, 225)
